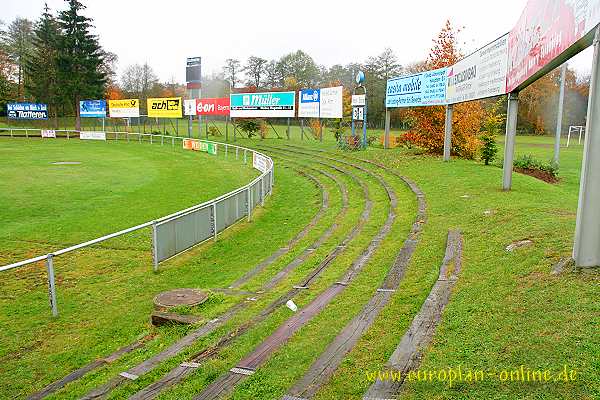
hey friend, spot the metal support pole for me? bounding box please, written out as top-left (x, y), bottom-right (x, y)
top-left (152, 221), bottom-right (158, 272)
top-left (301, 118), bottom-right (304, 140)
top-left (226, 116), bottom-right (229, 141)
top-left (319, 118), bottom-right (323, 142)
top-left (188, 115), bottom-right (192, 138)
top-left (234, 118), bottom-right (237, 142)
top-left (286, 117), bottom-right (290, 139)
top-left (502, 92), bottom-right (519, 191)
top-left (212, 203), bottom-right (218, 241)
top-left (46, 254), bottom-right (58, 317)
top-left (574, 27), bottom-right (600, 268)
top-left (384, 109), bottom-right (391, 149)
top-left (247, 186), bottom-right (251, 222)
top-left (554, 63), bottom-right (567, 164)
top-left (443, 104), bottom-right (453, 161)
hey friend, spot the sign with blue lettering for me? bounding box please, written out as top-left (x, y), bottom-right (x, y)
top-left (298, 89), bottom-right (320, 118)
top-left (385, 67), bottom-right (448, 108)
top-left (79, 100), bottom-right (107, 118)
top-left (230, 91), bottom-right (295, 118)
top-left (7, 103), bottom-right (48, 120)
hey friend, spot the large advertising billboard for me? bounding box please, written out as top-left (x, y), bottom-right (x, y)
top-left (108, 99), bottom-right (140, 118)
top-left (147, 97), bottom-right (183, 118)
top-left (386, 67), bottom-right (448, 108)
top-left (7, 103), bottom-right (48, 120)
top-left (319, 86), bottom-right (343, 118)
top-left (507, 0), bottom-right (600, 91)
top-left (230, 91), bottom-right (295, 118)
top-left (197, 98), bottom-right (230, 116)
top-left (80, 100), bottom-right (106, 118)
top-left (298, 89), bottom-right (320, 118)
top-left (447, 34), bottom-right (509, 104)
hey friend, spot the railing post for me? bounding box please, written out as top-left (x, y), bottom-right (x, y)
top-left (150, 134), bottom-right (153, 144)
top-left (236, 147), bottom-right (239, 160)
top-left (225, 144), bottom-right (228, 158)
top-left (172, 136), bottom-right (174, 148)
top-left (244, 149), bottom-right (247, 164)
top-left (116, 131), bottom-right (119, 141)
top-left (161, 134), bottom-right (164, 145)
top-left (247, 186), bottom-right (252, 222)
top-left (212, 202), bottom-right (218, 241)
top-left (152, 221), bottom-right (159, 272)
top-left (127, 132), bottom-right (130, 142)
top-left (46, 254), bottom-right (58, 317)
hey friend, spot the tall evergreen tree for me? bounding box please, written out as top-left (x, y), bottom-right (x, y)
top-left (2, 17), bottom-right (34, 100)
top-left (26, 4), bottom-right (60, 124)
top-left (56, 0), bottom-right (106, 129)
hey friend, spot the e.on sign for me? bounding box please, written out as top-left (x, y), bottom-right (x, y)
top-left (196, 98), bottom-right (230, 116)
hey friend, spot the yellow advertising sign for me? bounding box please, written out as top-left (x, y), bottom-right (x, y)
top-left (147, 97), bottom-right (183, 118)
top-left (108, 99), bottom-right (139, 118)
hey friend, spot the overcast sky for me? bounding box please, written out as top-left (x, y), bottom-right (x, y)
top-left (3, 0), bottom-right (594, 83)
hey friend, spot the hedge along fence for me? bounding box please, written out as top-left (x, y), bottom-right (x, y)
top-left (0, 128), bottom-right (274, 317)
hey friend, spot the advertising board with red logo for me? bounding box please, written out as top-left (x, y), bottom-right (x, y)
top-left (507, 0), bottom-right (600, 91)
top-left (196, 98), bottom-right (230, 116)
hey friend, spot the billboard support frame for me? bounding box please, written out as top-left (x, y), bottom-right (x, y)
top-left (574, 26), bottom-right (600, 268)
top-left (502, 91), bottom-right (519, 191)
top-left (443, 105), bottom-right (453, 161)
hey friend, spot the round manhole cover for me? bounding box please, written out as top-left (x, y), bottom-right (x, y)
top-left (153, 288), bottom-right (208, 310)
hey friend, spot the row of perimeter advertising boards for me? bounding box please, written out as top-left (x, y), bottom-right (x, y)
top-left (387, 0), bottom-right (600, 108)
top-left (182, 138), bottom-right (271, 174)
top-left (7, 87), bottom-right (343, 121)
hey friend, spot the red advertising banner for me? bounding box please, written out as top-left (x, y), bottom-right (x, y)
top-left (507, 0), bottom-right (600, 92)
top-left (196, 98), bottom-right (230, 116)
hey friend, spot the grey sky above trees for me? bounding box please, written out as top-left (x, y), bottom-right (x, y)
top-left (3, 0), bottom-right (593, 82)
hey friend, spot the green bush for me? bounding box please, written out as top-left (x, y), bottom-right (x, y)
top-left (480, 134), bottom-right (498, 165)
top-left (236, 119), bottom-right (261, 138)
top-left (513, 154), bottom-right (559, 177)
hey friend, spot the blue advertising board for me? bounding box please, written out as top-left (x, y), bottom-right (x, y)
top-left (298, 89), bottom-right (320, 118)
top-left (7, 103), bottom-right (48, 120)
top-left (385, 67), bottom-right (448, 108)
top-left (79, 100), bottom-right (107, 118)
top-left (230, 91), bottom-right (296, 118)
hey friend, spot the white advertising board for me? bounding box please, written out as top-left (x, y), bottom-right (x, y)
top-left (446, 34), bottom-right (509, 104)
top-left (253, 152), bottom-right (269, 173)
top-left (80, 131), bottom-right (106, 141)
top-left (184, 99), bottom-right (197, 116)
top-left (41, 130), bottom-right (56, 138)
top-left (320, 86), bottom-right (343, 118)
top-left (351, 94), bottom-right (366, 106)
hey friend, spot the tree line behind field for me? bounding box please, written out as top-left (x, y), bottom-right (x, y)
top-left (0, 1), bottom-right (591, 137)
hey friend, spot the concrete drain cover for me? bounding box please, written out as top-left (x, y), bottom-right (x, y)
top-left (153, 288), bottom-right (208, 310)
top-left (51, 161), bottom-right (81, 165)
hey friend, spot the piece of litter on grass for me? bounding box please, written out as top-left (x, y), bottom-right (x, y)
top-left (484, 209), bottom-right (494, 216)
top-left (286, 299), bottom-right (298, 312)
top-left (506, 239), bottom-right (533, 252)
top-left (460, 194), bottom-right (470, 198)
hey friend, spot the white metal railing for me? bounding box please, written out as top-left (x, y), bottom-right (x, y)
top-left (0, 128), bottom-right (274, 316)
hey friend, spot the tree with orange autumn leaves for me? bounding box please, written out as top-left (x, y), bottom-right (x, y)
top-left (404, 20), bottom-right (486, 159)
